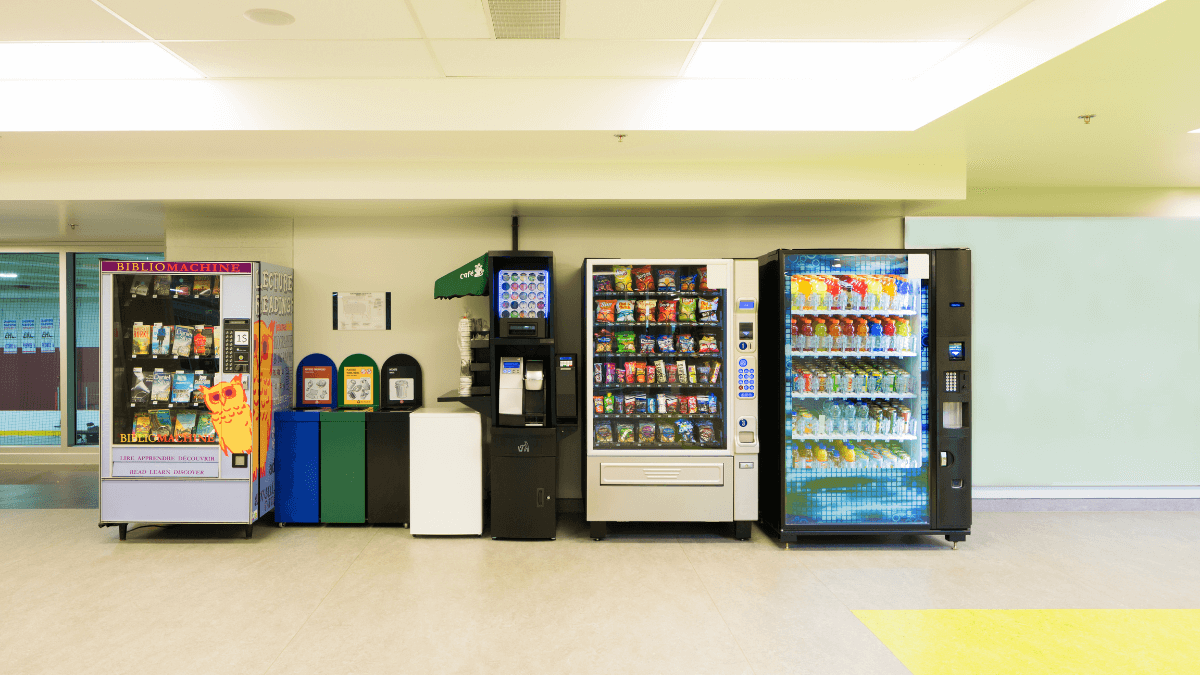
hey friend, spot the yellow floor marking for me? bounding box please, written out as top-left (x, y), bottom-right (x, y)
top-left (0, 430), bottom-right (59, 436)
top-left (854, 609), bottom-right (1200, 675)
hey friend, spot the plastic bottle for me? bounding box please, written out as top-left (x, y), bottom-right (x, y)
top-left (814, 318), bottom-right (828, 352)
top-left (802, 442), bottom-right (815, 469)
top-left (856, 402), bottom-right (870, 433)
top-left (882, 317), bottom-right (896, 351)
top-left (838, 276), bottom-right (853, 311)
top-left (815, 442), bottom-right (828, 467)
top-left (853, 318), bottom-right (868, 352)
top-left (827, 317), bottom-right (842, 352)
top-left (852, 276), bottom-right (868, 310)
top-left (882, 276), bottom-right (897, 311)
top-left (868, 318), bottom-right (884, 351)
top-left (866, 276), bottom-right (883, 310)
top-left (800, 318), bottom-right (814, 351)
top-left (823, 276), bottom-right (836, 310)
top-left (811, 276), bottom-right (827, 310)
top-left (797, 275), bottom-right (813, 310)
top-left (895, 317), bottom-right (911, 353)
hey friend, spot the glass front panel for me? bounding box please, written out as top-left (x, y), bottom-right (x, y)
top-left (589, 263), bottom-right (725, 449)
top-left (496, 269), bottom-right (550, 319)
top-left (782, 253), bottom-right (929, 525)
top-left (111, 273), bottom-right (221, 445)
top-left (74, 253), bottom-right (163, 445)
top-left (0, 253), bottom-right (61, 446)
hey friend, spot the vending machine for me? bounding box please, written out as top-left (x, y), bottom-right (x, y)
top-left (98, 261), bottom-right (294, 539)
top-left (756, 250), bottom-right (971, 546)
top-left (583, 259), bottom-right (759, 540)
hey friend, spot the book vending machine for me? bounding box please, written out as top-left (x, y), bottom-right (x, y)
top-left (99, 261), bottom-right (294, 539)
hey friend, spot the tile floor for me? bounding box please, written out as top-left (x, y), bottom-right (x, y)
top-left (1, 468), bottom-right (1198, 674)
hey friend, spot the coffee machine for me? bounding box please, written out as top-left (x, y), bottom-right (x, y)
top-left (497, 356), bottom-right (546, 427)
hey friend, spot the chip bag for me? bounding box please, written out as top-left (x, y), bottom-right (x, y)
top-left (638, 422), bottom-right (657, 444)
top-left (595, 328), bottom-right (613, 352)
top-left (639, 334), bottom-right (656, 353)
top-left (595, 422), bottom-right (613, 444)
top-left (596, 300), bottom-right (616, 323)
top-left (679, 298), bottom-right (698, 322)
top-left (616, 423), bottom-right (635, 444)
top-left (659, 423), bottom-right (677, 443)
top-left (657, 299), bottom-right (677, 322)
top-left (698, 334), bottom-right (719, 353)
top-left (657, 268), bottom-right (677, 291)
top-left (616, 331), bottom-right (636, 353)
top-left (699, 297), bottom-right (719, 322)
top-left (698, 266), bottom-right (709, 291)
top-left (677, 333), bottom-right (695, 353)
top-left (677, 419), bottom-right (695, 444)
top-left (680, 274), bottom-right (697, 291)
top-left (696, 420), bottom-right (716, 443)
top-left (636, 299), bottom-right (657, 322)
top-left (633, 265), bottom-right (654, 291)
top-left (657, 334), bottom-right (675, 353)
top-left (616, 300), bottom-right (635, 323)
top-left (613, 265), bottom-right (634, 291)
top-left (594, 274), bottom-right (615, 292)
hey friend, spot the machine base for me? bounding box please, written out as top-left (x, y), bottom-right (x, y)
top-left (590, 521), bottom-right (606, 540)
top-left (762, 520), bottom-right (970, 546)
top-left (734, 521), bottom-right (752, 540)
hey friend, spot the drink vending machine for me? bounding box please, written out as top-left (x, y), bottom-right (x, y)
top-left (98, 261), bottom-right (294, 539)
top-left (582, 259), bottom-right (759, 540)
top-left (756, 249), bottom-right (971, 546)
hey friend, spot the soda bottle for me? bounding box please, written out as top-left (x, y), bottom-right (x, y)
top-left (882, 317), bottom-right (896, 351)
top-left (868, 318), bottom-right (884, 351)
top-left (814, 318), bottom-right (828, 352)
top-left (827, 317), bottom-right (842, 352)
top-left (800, 318), bottom-right (814, 351)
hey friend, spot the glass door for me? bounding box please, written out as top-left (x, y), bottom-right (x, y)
top-left (588, 262), bottom-right (726, 451)
top-left (781, 253), bottom-right (929, 526)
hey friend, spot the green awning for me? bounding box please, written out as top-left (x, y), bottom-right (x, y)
top-left (434, 253), bottom-right (489, 299)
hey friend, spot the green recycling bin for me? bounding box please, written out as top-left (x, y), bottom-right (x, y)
top-left (320, 410), bottom-right (366, 523)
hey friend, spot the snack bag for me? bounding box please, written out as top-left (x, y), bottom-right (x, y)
top-left (710, 362), bottom-right (722, 383)
top-left (657, 299), bottom-right (677, 322)
top-left (639, 334), bottom-right (656, 354)
top-left (697, 364), bottom-right (711, 384)
top-left (666, 363), bottom-right (678, 383)
top-left (593, 364), bottom-right (603, 384)
top-left (595, 329), bottom-right (614, 352)
top-left (625, 393), bottom-right (639, 413)
top-left (645, 365), bottom-right (656, 384)
top-left (707, 392), bottom-right (720, 415)
top-left (657, 268), bottom-right (677, 291)
top-left (594, 274), bottom-right (615, 292)
top-left (686, 395), bottom-right (699, 414)
top-left (677, 419), bottom-right (696, 444)
top-left (616, 300), bottom-right (635, 323)
top-left (605, 363), bottom-right (617, 384)
top-left (595, 421), bottom-right (614, 444)
top-left (698, 266), bottom-right (709, 291)
top-left (616, 331), bottom-right (636, 353)
top-left (696, 420), bottom-right (716, 443)
top-left (696, 395), bottom-right (708, 414)
top-left (635, 361), bottom-right (647, 383)
top-left (688, 365), bottom-right (698, 384)
top-left (677, 334), bottom-right (695, 353)
top-left (659, 423), bottom-right (677, 443)
top-left (596, 300), bottom-right (616, 323)
top-left (624, 362), bottom-right (637, 383)
top-left (616, 423), bottom-right (635, 444)
top-left (603, 392), bottom-right (615, 413)
top-left (657, 334), bottom-right (675, 353)
top-left (636, 299), bottom-right (657, 322)
top-left (638, 421), bottom-right (657, 443)
top-left (698, 335), bottom-right (719, 353)
top-left (657, 393), bottom-right (667, 411)
top-left (645, 393), bottom-right (656, 414)
top-left (665, 394), bottom-right (679, 413)
top-left (633, 265), bottom-right (654, 291)
top-left (613, 265), bottom-right (634, 291)
top-left (675, 359), bottom-right (688, 380)
top-left (699, 297), bottom-right (720, 322)
top-left (680, 274), bottom-right (697, 291)
top-left (679, 298), bottom-right (698, 322)
top-left (655, 359), bottom-right (667, 383)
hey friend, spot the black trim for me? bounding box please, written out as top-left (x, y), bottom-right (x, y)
top-left (331, 292), bottom-right (338, 330)
top-left (385, 292), bottom-right (392, 330)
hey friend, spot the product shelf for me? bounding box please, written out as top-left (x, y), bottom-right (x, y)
top-left (791, 433), bottom-right (918, 442)
top-left (791, 392), bottom-right (914, 400)
top-left (789, 350), bottom-right (916, 358)
top-left (594, 291), bottom-right (723, 299)
top-left (790, 308), bottom-right (917, 316)
top-left (594, 413), bottom-right (721, 420)
top-left (593, 321), bottom-right (722, 328)
top-left (593, 441), bottom-right (726, 451)
top-left (785, 464), bottom-right (923, 475)
top-left (593, 383), bottom-right (720, 390)
top-left (593, 351), bottom-right (723, 359)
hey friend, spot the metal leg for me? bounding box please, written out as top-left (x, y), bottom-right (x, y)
top-left (785, 542), bottom-right (790, 550)
top-left (952, 541), bottom-right (958, 550)
top-left (734, 521), bottom-right (752, 540)
top-left (590, 521), bottom-right (607, 541)
top-left (245, 524), bottom-right (254, 539)
top-left (118, 523), bottom-right (127, 541)
top-left (277, 522), bottom-right (284, 528)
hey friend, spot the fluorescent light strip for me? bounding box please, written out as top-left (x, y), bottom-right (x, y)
top-left (685, 41), bottom-right (964, 80)
top-left (1190, 128), bottom-right (1200, 133)
top-left (0, 273), bottom-right (18, 279)
top-left (0, 43), bottom-right (202, 80)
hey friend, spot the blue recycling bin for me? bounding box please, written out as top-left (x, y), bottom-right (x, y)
top-left (274, 409), bottom-right (321, 523)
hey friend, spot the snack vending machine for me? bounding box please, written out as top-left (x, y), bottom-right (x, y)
top-left (756, 250), bottom-right (971, 545)
top-left (583, 259), bottom-right (759, 540)
top-left (99, 261), bottom-right (294, 539)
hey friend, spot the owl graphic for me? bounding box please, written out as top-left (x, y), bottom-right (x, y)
top-left (200, 375), bottom-right (253, 457)
top-left (254, 320), bottom-right (276, 480)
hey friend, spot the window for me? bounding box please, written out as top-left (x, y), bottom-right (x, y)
top-left (0, 253), bottom-right (61, 446)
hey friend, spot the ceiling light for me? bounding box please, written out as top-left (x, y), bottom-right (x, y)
top-left (1190, 128), bottom-right (1200, 133)
top-left (0, 273), bottom-right (18, 278)
top-left (685, 41), bottom-right (963, 80)
top-left (244, 8), bottom-right (296, 26)
top-left (0, 43), bottom-right (201, 80)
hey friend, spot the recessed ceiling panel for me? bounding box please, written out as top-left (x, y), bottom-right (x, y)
top-left (432, 39), bottom-right (692, 76)
top-left (409, 0), bottom-right (491, 38)
top-left (562, 0), bottom-right (715, 39)
top-left (705, 0), bottom-right (1033, 40)
top-left (103, 0), bottom-right (422, 40)
top-left (0, 0), bottom-right (143, 40)
top-left (167, 40), bottom-right (440, 78)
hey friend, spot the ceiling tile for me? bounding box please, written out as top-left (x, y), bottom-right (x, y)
top-left (431, 39), bottom-right (692, 77)
top-left (562, 0), bottom-right (716, 39)
top-left (103, 0), bottom-right (422, 40)
top-left (0, 0), bottom-right (143, 40)
top-left (168, 40), bottom-right (440, 78)
top-left (705, 0), bottom-right (1032, 40)
top-left (409, 0), bottom-right (491, 39)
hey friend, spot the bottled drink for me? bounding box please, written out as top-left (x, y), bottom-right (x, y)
top-left (790, 276), bottom-right (801, 310)
top-left (814, 318), bottom-right (828, 352)
top-left (882, 317), bottom-right (896, 351)
top-left (827, 401), bottom-right (841, 433)
top-left (797, 275), bottom-right (813, 310)
top-left (895, 317), bottom-right (910, 353)
top-left (827, 315), bottom-right (842, 352)
top-left (853, 318), bottom-right (868, 352)
top-left (852, 276), bottom-right (868, 310)
top-left (866, 276), bottom-right (883, 310)
top-left (800, 318), bottom-right (814, 351)
top-left (856, 403), bottom-right (870, 433)
top-left (868, 318), bottom-right (884, 351)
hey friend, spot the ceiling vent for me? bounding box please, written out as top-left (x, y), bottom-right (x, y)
top-left (488, 0), bottom-right (560, 39)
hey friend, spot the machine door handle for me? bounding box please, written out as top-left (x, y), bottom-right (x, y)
top-left (537, 487), bottom-right (545, 507)
top-left (940, 452), bottom-right (948, 467)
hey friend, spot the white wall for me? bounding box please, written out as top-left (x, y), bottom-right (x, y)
top-left (907, 217), bottom-right (1200, 487)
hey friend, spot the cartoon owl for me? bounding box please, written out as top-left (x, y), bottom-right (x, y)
top-left (254, 321), bottom-right (276, 479)
top-left (200, 375), bottom-right (253, 457)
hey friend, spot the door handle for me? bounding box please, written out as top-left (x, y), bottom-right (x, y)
top-left (537, 487), bottom-right (545, 507)
top-left (940, 452), bottom-right (948, 467)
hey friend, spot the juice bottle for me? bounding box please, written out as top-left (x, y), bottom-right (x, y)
top-left (790, 275), bottom-right (800, 310)
top-left (843, 443), bottom-right (856, 466)
top-left (814, 317), bottom-right (828, 352)
top-left (853, 318), bottom-right (868, 352)
top-left (882, 317), bottom-right (896, 351)
top-left (801, 369), bottom-right (813, 394)
top-left (827, 317), bottom-right (842, 352)
top-left (815, 442), bottom-right (828, 466)
top-left (882, 276), bottom-right (896, 311)
top-left (797, 275), bottom-right (813, 310)
top-left (789, 441), bottom-right (800, 469)
top-left (800, 318), bottom-right (814, 351)
top-left (811, 276), bottom-right (827, 310)
top-left (837, 276), bottom-right (852, 310)
top-left (897, 277), bottom-right (912, 311)
top-left (842, 318), bottom-right (856, 352)
top-left (868, 318), bottom-right (884, 351)
top-left (895, 317), bottom-right (910, 353)
top-left (823, 276), bottom-right (837, 310)
top-left (866, 276), bottom-right (882, 310)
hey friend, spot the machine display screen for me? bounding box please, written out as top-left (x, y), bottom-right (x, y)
top-left (948, 342), bottom-right (965, 361)
top-left (738, 300), bottom-right (755, 310)
top-left (496, 269), bottom-right (549, 319)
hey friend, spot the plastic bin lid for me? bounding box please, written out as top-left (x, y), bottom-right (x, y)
top-left (274, 409), bottom-right (323, 422)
